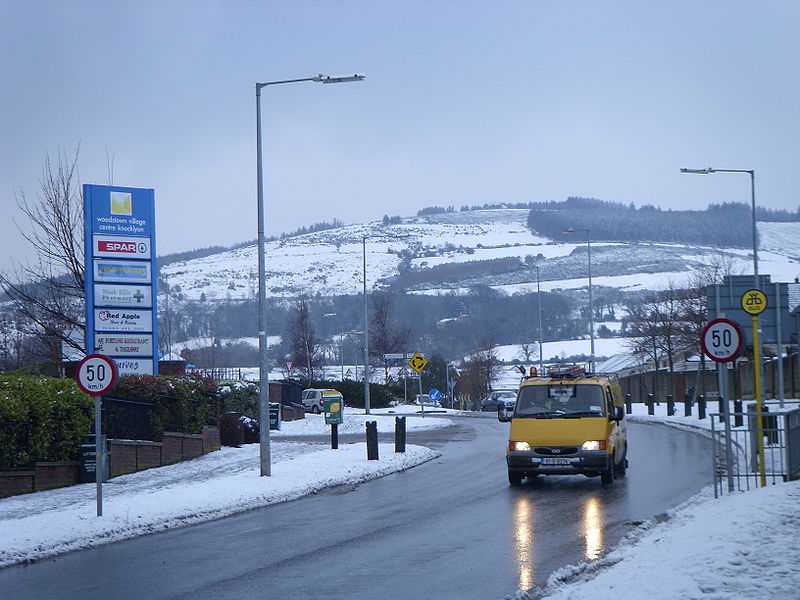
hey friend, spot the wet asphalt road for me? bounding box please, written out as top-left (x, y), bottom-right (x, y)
top-left (0, 416), bottom-right (711, 600)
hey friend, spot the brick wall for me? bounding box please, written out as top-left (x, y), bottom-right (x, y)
top-left (1, 426), bottom-right (221, 497)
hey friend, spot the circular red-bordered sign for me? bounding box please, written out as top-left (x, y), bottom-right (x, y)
top-left (701, 318), bottom-right (744, 363)
top-left (75, 354), bottom-right (118, 396)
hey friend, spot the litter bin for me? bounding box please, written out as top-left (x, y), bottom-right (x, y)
top-left (269, 402), bottom-right (281, 431)
top-left (79, 434), bottom-right (108, 483)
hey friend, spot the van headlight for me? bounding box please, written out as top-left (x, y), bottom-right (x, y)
top-left (509, 441), bottom-right (531, 452)
top-left (581, 440), bottom-right (607, 451)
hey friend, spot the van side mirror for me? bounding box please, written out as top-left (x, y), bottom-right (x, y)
top-left (612, 405), bottom-right (624, 422)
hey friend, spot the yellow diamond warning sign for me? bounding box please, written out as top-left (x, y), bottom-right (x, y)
top-left (407, 352), bottom-right (429, 373)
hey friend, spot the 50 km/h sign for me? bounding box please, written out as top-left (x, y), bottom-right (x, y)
top-left (75, 354), bottom-right (118, 396)
top-left (701, 318), bottom-right (744, 363)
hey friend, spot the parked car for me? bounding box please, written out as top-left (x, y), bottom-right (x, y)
top-left (480, 390), bottom-right (517, 412)
top-left (413, 394), bottom-right (441, 407)
top-left (301, 388), bottom-right (343, 414)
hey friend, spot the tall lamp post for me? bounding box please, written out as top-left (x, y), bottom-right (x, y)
top-left (679, 167), bottom-right (758, 287)
top-left (562, 227), bottom-right (594, 373)
top-left (535, 265), bottom-right (544, 374)
top-left (256, 73), bottom-right (364, 476)
top-left (362, 235), bottom-right (371, 414)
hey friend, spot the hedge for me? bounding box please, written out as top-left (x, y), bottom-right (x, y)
top-left (111, 374), bottom-right (219, 440)
top-left (0, 376), bottom-right (94, 468)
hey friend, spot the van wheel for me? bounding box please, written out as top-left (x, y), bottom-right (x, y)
top-left (312, 406), bottom-right (320, 414)
top-left (614, 448), bottom-right (628, 477)
top-left (601, 456), bottom-right (615, 485)
top-left (508, 470), bottom-right (523, 486)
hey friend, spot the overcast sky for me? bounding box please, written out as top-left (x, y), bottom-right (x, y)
top-left (1, 1), bottom-right (798, 274)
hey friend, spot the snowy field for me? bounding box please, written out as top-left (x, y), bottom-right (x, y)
top-left (1, 404), bottom-right (798, 600)
top-left (160, 211), bottom-right (800, 300)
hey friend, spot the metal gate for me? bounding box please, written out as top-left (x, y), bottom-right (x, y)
top-left (711, 404), bottom-right (800, 496)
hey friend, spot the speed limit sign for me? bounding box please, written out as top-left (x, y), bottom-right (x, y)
top-left (701, 318), bottom-right (744, 363)
top-left (75, 354), bottom-right (118, 396)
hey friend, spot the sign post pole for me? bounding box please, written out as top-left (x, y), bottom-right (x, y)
top-left (407, 353), bottom-right (429, 417)
top-left (701, 318), bottom-right (744, 494)
top-left (741, 289), bottom-right (768, 487)
top-left (95, 395), bottom-right (103, 517)
top-left (75, 354), bottom-right (118, 516)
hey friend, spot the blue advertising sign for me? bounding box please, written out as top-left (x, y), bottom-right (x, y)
top-left (85, 186), bottom-right (155, 237)
top-left (84, 185), bottom-right (157, 375)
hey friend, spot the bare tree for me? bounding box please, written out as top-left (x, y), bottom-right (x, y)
top-left (0, 148), bottom-right (86, 369)
top-left (369, 290), bottom-right (411, 383)
top-left (627, 283), bottom-right (686, 400)
top-left (459, 337), bottom-right (502, 409)
top-left (517, 342), bottom-right (538, 363)
top-left (287, 297), bottom-right (322, 382)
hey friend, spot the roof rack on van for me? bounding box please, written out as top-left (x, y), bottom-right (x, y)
top-left (521, 365), bottom-right (588, 380)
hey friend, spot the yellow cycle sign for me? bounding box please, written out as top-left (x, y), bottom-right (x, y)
top-left (740, 289), bottom-right (767, 315)
top-left (407, 352), bottom-right (429, 373)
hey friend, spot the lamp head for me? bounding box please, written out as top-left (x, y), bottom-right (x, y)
top-left (680, 167), bottom-right (715, 174)
top-left (313, 73), bottom-right (366, 84)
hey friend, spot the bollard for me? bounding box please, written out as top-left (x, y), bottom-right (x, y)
top-left (366, 421), bottom-right (379, 460)
top-left (625, 394), bottom-right (632, 415)
top-left (734, 400), bottom-right (743, 427)
top-left (647, 394), bottom-right (655, 416)
top-left (698, 395), bottom-right (706, 420)
top-left (684, 396), bottom-right (692, 417)
top-left (718, 396), bottom-right (726, 423)
top-left (764, 406), bottom-right (779, 445)
top-left (667, 395), bottom-right (675, 417)
top-left (395, 416), bottom-right (406, 453)
top-left (331, 423), bottom-right (338, 450)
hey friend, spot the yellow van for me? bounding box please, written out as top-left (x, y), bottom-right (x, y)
top-left (498, 367), bottom-right (627, 486)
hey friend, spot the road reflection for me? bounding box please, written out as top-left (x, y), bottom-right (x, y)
top-left (512, 496), bottom-right (536, 589)
top-left (582, 496), bottom-right (604, 560)
top-left (511, 487), bottom-right (608, 590)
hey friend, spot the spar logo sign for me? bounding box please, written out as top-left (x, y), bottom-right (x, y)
top-left (93, 234), bottom-right (151, 259)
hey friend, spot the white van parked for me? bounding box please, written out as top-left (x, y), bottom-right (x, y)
top-left (301, 389), bottom-right (343, 414)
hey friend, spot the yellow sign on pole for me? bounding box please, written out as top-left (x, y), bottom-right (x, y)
top-left (741, 289), bottom-right (767, 486)
top-left (407, 352), bottom-right (429, 373)
top-left (741, 289), bottom-right (767, 315)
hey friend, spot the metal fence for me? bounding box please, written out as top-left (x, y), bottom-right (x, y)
top-left (710, 403), bottom-right (800, 497)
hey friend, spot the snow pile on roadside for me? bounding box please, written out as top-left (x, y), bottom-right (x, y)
top-left (0, 442), bottom-right (439, 568)
top-left (273, 411), bottom-right (452, 436)
top-left (532, 480), bottom-right (800, 600)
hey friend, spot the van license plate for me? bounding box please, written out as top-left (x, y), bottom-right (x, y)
top-left (540, 457), bottom-right (571, 465)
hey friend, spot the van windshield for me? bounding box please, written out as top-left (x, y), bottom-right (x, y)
top-left (515, 384), bottom-right (605, 417)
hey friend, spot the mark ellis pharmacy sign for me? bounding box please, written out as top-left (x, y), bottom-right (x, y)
top-left (84, 185), bottom-right (158, 375)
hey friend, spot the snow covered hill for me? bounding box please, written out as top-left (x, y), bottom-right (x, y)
top-left (160, 210), bottom-right (800, 301)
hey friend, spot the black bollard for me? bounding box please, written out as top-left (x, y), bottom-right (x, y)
top-left (684, 396), bottom-right (692, 417)
top-left (625, 394), bottom-right (632, 415)
top-left (734, 400), bottom-right (743, 427)
top-left (366, 421), bottom-right (379, 460)
top-left (647, 394), bottom-right (655, 415)
top-left (395, 416), bottom-right (406, 453)
top-left (331, 423), bottom-right (338, 450)
top-left (718, 396), bottom-right (726, 423)
top-left (667, 395), bottom-right (675, 417)
top-left (698, 395), bottom-right (706, 420)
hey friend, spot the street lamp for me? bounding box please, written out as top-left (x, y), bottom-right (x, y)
top-left (256, 73), bottom-right (364, 476)
top-left (562, 227), bottom-right (594, 372)
top-left (679, 167), bottom-right (758, 288)
top-left (535, 265), bottom-right (544, 374)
